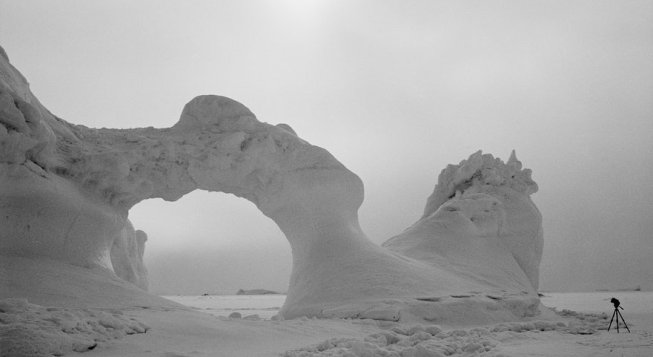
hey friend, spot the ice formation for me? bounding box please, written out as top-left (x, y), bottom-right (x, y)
top-left (0, 44), bottom-right (544, 330)
top-left (384, 150), bottom-right (543, 293)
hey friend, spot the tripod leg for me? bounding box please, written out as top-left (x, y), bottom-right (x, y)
top-left (616, 314), bottom-right (619, 333)
top-left (617, 310), bottom-right (631, 333)
top-left (608, 309), bottom-right (616, 331)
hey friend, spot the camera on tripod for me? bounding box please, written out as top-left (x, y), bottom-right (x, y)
top-left (608, 297), bottom-right (630, 333)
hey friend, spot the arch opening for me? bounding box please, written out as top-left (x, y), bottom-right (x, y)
top-left (130, 191), bottom-right (291, 296)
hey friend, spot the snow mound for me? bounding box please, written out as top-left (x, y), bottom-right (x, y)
top-left (384, 151), bottom-right (542, 295)
top-left (283, 313), bottom-right (608, 357)
top-left (282, 323), bottom-right (500, 356)
top-left (0, 298), bottom-right (149, 357)
top-left (417, 150), bottom-right (542, 289)
top-left (422, 150), bottom-right (538, 217)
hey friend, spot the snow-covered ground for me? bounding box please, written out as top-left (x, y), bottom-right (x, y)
top-left (73, 292), bottom-right (651, 356)
top-left (540, 291), bottom-right (651, 315)
top-left (165, 294), bottom-right (287, 320)
top-left (166, 291), bottom-right (651, 320)
top-left (164, 291), bottom-right (653, 319)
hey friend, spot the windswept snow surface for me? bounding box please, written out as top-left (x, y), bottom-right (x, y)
top-left (0, 298), bottom-right (149, 357)
top-left (165, 295), bottom-right (287, 320)
top-left (85, 293), bottom-right (653, 357)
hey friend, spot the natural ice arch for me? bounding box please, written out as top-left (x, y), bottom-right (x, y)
top-left (0, 46), bottom-right (544, 323)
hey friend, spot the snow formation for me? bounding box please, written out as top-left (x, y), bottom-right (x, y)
top-left (0, 44), bottom-right (544, 329)
top-left (384, 150), bottom-right (543, 293)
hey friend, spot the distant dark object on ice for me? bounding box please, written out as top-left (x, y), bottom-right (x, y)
top-left (236, 289), bottom-right (280, 295)
top-left (596, 285), bottom-right (641, 292)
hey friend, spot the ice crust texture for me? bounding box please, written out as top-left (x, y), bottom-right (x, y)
top-left (283, 312), bottom-right (608, 357)
top-left (0, 45), bottom-right (544, 325)
top-left (0, 298), bottom-right (149, 357)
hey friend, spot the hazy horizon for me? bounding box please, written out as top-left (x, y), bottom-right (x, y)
top-left (1, 0), bottom-right (651, 294)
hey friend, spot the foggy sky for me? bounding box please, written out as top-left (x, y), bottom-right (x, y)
top-left (1, 0), bottom-right (651, 294)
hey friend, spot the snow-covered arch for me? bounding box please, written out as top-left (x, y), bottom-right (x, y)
top-left (0, 46), bottom-right (544, 323)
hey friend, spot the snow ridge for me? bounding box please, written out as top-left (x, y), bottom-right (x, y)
top-left (423, 150), bottom-right (538, 219)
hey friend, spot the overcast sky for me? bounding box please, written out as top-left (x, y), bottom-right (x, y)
top-left (1, 0), bottom-right (651, 294)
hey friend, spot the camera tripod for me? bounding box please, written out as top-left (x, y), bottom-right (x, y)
top-left (608, 298), bottom-right (630, 333)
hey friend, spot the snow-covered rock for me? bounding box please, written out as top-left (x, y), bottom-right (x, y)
top-left (0, 45), bottom-right (545, 325)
